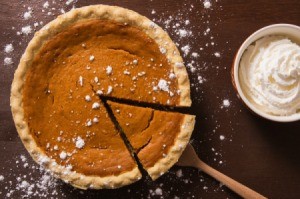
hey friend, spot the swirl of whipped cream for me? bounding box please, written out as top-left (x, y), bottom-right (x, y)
top-left (239, 36), bottom-right (300, 116)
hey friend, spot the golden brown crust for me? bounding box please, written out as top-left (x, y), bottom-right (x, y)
top-left (11, 4), bottom-right (192, 189)
top-left (146, 115), bottom-right (195, 180)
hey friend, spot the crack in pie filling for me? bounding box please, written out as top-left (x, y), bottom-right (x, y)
top-left (10, 5), bottom-right (195, 189)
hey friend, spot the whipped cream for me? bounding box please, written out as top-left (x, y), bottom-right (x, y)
top-left (239, 36), bottom-right (300, 116)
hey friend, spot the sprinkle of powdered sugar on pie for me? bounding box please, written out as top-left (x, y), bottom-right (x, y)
top-left (66, 164), bottom-right (73, 171)
top-left (106, 65), bottom-right (112, 75)
top-left (124, 70), bottom-right (130, 75)
top-left (107, 86), bottom-right (113, 94)
top-left (0, 175), bottom-right (4, 181)
top-left (59, 151), bottom-right (67, 160)
top-left (149, 22), bottom-right (157, 29)
top-left (157, 79), bottom-right (169, 92)
top-left (75, 136), bottom-right (85, 149)
top-left (37, 155), bottom-right (50, 165)
top-left (117, 165), bottom-right (122, 169)
top-left (85, 95), bottom-right (91, 102)
top-left (53, 145), bottom-right (59, 150)
top-left (78, 76), bottom-right (83, 86)
top-left (94, 76), bottom-right (99, 83)
top-left (92, 102), bottom-right (100, 109)
top-left (89, 55), bottom-right (95, 61)
top-left (92, 117), bottom-right (99, 123)
top-left (137, 71), bottom-right (146, 76)
top-left (175, 62), bottom-right (184, 68)
top-left (132, 59), bottom-right (138, 65)
top-left (4, 44), bottom-right (14, 53)
top-left (96, 90), bottom-right (103, 95)
top-left (169, 72), bottom-right (176, 79)
top-left (85, 119), bottom-right (92, 127)
top-left (159, 47), bottom-right (166, 54)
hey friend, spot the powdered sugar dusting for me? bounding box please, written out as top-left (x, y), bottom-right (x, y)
top-left (154, 187), bottom-right (163, 195)
top-left (59, 151), bottom-right (67, 160)
top-left (222, 99), bottom-right (230, 108)
top-left (43, 1), bottom-right (49, 9)
top-left (23, 10), bottom-right (33, 20)
top-left (204, 1), bottom-right (212, 9)
top-left (4, 44), bottom-right (14, 53)
top-left (1, 155), bottom-right (64, 198)
top-left (75, 136), bottom-right (85, 149)
top-left (4, 57), bottom-right (13, 65)
top-left (157, 79), bottom-right (169, 92)
top-left (106, 65), bottom-right (113, 75)
top-left (21, 25), bottom-right (32, 35)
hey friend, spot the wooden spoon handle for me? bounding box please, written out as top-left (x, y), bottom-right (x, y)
top-left (196, 160), bottom-right (267, 199)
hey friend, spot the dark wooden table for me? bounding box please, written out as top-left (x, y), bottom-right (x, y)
top-left (1, 0), bottom-right (299, 198)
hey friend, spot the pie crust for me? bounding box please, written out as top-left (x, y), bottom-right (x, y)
top-left (10, 5), bottom-right (193, 189)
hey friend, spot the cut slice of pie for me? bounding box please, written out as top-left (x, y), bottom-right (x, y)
top-left (107, 101), bottom-right (195, 180)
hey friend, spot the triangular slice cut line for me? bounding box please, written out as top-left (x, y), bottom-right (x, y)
top-left (107, 100), bottom-right (195, 180)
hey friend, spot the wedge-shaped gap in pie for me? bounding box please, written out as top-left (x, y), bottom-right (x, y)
top-left (99, 95), bottom-right (192, 114)
top-left (107, 100), bottom-right (195, 180)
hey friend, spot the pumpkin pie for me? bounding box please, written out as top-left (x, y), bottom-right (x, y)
top-left (107, 100), bottom-right (195, 180)
top-left (10, 5), bottom-right (195, 189)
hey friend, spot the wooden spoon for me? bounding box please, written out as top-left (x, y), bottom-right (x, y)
top-left (177, 144), bottom-right (267, 199)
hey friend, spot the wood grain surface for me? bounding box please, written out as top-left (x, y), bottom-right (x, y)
top-left (0, 0), bottom-right (299, 198)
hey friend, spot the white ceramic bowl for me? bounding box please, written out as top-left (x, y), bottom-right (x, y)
top-left (232, 24), bottom-right (300, 122)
